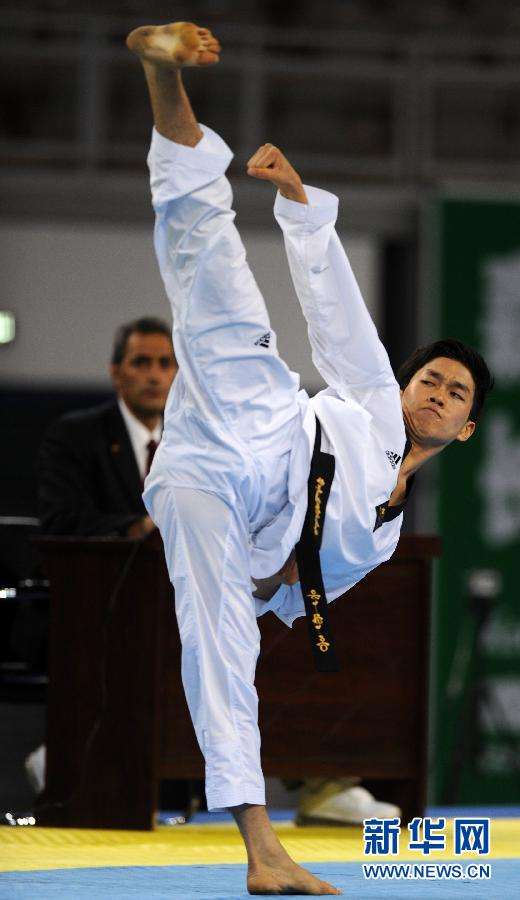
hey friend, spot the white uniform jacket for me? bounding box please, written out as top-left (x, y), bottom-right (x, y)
top-left (146, 125), bottom-right (407, 627)
top-left (259, 189), bottom-right (407, 624)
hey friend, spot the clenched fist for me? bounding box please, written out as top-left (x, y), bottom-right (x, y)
top-left (247, 143), bottom-right (308, 204)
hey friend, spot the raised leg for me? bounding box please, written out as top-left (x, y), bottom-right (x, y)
top-left (126, 21), bottom-right (220, 143)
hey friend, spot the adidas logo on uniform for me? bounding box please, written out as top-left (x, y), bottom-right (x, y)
top-left (385, 450), bottom-right (402, 469)
top-left (254, 332), bottom-right (271, 348)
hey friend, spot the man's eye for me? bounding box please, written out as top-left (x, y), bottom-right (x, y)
top-left (421, 380), bottom-right (433, 385)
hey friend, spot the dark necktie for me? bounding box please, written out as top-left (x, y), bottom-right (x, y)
top-left (145, 439), bottom-right (158, 476)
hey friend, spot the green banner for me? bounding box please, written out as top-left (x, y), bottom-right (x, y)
top-left (433, 197), bottom-right (520, 804)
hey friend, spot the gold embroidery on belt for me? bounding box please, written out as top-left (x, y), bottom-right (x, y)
top-left (313, 476), bottom-right (326, 536)
top-left (311, 612), bottom-right (324, 630)
top-left (316, 634), bottom-right (330, 652)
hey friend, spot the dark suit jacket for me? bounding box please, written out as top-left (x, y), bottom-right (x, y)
top-left (38, 400), bottom-right (146, 536)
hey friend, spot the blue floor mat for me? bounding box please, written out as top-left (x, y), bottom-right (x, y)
top-left (2, 860), bottom-right (519, 899)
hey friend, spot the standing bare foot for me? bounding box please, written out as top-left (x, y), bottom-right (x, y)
top-left (231, 804), bottom-right (342, 896)
top-left (126, 21), bottom-right (220, 67)
top-left (248, 860), bottom-right (342, 895)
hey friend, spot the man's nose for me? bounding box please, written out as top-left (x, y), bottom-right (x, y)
top-left (147, 364), bottom-right (162, 381)
top-left (429, 394), bottom-right (444, 407)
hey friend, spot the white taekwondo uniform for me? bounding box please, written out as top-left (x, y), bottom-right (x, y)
top-left (143, 125), bottom-right (407, 810)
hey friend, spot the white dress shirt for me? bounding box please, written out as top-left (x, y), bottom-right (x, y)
top-left (117, 397), bottom-right (162, 482)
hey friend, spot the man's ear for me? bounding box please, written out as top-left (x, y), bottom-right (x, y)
top-left (456, 419), bottom-right (476, 443)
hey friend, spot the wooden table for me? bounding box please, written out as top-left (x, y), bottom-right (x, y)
top-left (36, 533), bottom-right (440, 830)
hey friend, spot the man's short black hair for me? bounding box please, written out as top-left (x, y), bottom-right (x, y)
top-left (397, 338), bottom-right (494, 423)
top-left (111, 316), bottom-right (173, 365)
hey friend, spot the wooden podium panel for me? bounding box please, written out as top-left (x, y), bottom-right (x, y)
top-left (36, 534), bottom-right (439, 829)
top-left (35, 537), bottom-right (169, 830)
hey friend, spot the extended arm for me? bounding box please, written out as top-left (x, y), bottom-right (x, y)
top-left (248, 145), bottom-right (395, 397)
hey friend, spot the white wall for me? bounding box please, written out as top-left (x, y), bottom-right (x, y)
top-left (1, 220), bottom-right (379, 392)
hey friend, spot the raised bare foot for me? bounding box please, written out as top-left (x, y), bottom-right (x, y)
top-left (126, 21), bottom-right (220, 67)
top-left (248, 860), bottom-right (342, 895)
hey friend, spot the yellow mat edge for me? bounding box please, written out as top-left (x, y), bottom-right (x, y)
top-left (0, 818), bottom-right (518, 873)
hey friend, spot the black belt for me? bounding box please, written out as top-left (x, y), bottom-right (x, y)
top-left (295, 416), bottom-right (339, 673)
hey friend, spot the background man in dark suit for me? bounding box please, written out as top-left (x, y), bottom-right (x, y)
top-left (23, 317), bottom-right (178, 804)
top-left (38, 316), bottom-right (177, 539)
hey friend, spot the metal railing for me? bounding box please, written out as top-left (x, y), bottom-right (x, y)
top-left (2, 10), bottom-right (520, 186)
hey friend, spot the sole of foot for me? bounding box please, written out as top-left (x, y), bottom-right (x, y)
top-left (126, 21), bottom-right (220, 68)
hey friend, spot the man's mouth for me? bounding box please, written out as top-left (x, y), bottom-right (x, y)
top-left (421, 407), bottom-right (441, 418)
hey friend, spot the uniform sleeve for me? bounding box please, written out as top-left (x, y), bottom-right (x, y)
top-left (274, 186), bottom-right (395, 397)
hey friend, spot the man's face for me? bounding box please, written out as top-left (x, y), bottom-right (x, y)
top-left (111, 331), bottom-right (177, 424)
top-left (400, 356), bottom-right (476, 449)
